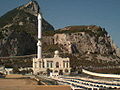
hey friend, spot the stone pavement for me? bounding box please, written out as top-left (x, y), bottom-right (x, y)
top-left (0, 74), bottom-right (71, 90)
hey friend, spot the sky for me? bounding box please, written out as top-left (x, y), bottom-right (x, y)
top-left (0, 0), bottom-right (120, 47)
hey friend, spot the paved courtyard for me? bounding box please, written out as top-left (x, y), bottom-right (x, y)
top-left (0, 74), bottom-right (71, 90)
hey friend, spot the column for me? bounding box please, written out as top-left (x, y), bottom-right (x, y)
top-left (33, 60), bottom-right (35, 68)
top-left (37, 61), bottom-right (39, 68)
top-left (63, 61), bottom-right (65, 68)
top-left (68, 61), bottom-right (70, 68)
top-left (34, 62), bottom-right (36, 68)
top-left (65, 61), bottom-right (67, 68)
top-left (40, 61), bottom-right (43, 68)
top-left (53, 62), bottom-right (55, 68)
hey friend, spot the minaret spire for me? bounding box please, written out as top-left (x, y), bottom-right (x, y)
top-left (37, 13), bottom-right (42, 59)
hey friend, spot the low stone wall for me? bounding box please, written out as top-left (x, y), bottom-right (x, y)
top-left (82, 69), bottom-right (120, 78)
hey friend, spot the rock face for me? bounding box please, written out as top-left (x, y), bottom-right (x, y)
top-left (0, 1), bottom-right (120, 69)
top-left (0, 1), bottom-right (54, 56)
top-left (54, 30), bottom-right (114, 55)
top-left (42, 25), bottom-right (120, 68)
top-left (0, 31), bottom-right (37, 56)
top-left (54, 26), bottom-right (117, 55)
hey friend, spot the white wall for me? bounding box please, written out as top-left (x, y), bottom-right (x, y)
top-left (82, 69), bottom-right (120, 78)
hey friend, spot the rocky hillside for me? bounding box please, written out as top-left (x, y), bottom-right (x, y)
top-left (54, 26), bottom-right (114, 55)
top-left (42, 25), bottom-right (120, 69)
top-left (0, 1), bottom-right (120, 72)
top-left (0, 1), bottom-right (54, 56)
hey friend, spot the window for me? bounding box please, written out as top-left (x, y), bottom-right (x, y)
top-left (63, 61), bottom-right (65, 68)
top-left (54, 70), bottom-right (58, 73)
top-left (39, 61), bottom-right (41, 68)
top-left (47, 61), bottom-right (49, 68)
top-left (47, 61), bottom-right (53, 68)
top-left (50, 61), bottom-right (53, 68)
top-left (43, 62), bottom-right (44, 68)
top-left (56, 62), bottom-right (59, 68)
top-left (65, 69), bottom-right (69, 73)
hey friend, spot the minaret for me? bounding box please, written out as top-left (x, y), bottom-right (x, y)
top-left (37, 13), bottom-right (42, 59)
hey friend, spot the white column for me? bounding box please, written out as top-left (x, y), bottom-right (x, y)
top-left (48, 62), bottom-right (50, 68)
top-left (67, 61), bottom-right (70, 68)
top-left (65, 61), bottom-right (67, 68)
top-left (64, 62), bottom-right (66, 68)
top-left (37, 13), bottom-right (42, 59)
top-left (37, 61), bottom-right (39, 68)
top-left (63, 61), bottom-right (65, 68)
top-left (53, 62), bottom-right (55, 68)
top-left (33, 59), bottom-right (35, 68)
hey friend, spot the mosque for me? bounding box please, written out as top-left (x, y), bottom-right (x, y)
top-left (33, 51), bottom-right (71, 76)
top-left (32, 8), bottom-right (71, 76)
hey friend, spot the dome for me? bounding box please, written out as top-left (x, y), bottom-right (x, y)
top-left (54, 50), bottom-right (59, 55)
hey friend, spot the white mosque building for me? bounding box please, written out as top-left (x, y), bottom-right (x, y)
top-left (33, 50), bottom-right (71, 76)
top-left (33, 9), bottom-right (71, 76)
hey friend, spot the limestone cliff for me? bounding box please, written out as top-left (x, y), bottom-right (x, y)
top-left (54, 26), bottom-right (115, 55)
top-left (42, 25), bottom-right (120, 68)
top-left (0, 1), bottom-right (54, 56)
top-left (0, 1), bottom-right (120, 70)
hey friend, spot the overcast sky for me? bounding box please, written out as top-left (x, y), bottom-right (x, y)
top-left (0, 0), bottom-right (120, 47)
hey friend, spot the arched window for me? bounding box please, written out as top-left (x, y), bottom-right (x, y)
top-left (56, 62), bottom-right (59, 68)
top-left (54, 70), bottom-right (58, 73)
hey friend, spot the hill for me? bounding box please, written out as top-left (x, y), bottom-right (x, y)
top-left (0, 1), bottom-right (120, 73)
top-left (0, 1), bottom-right (54, 56)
